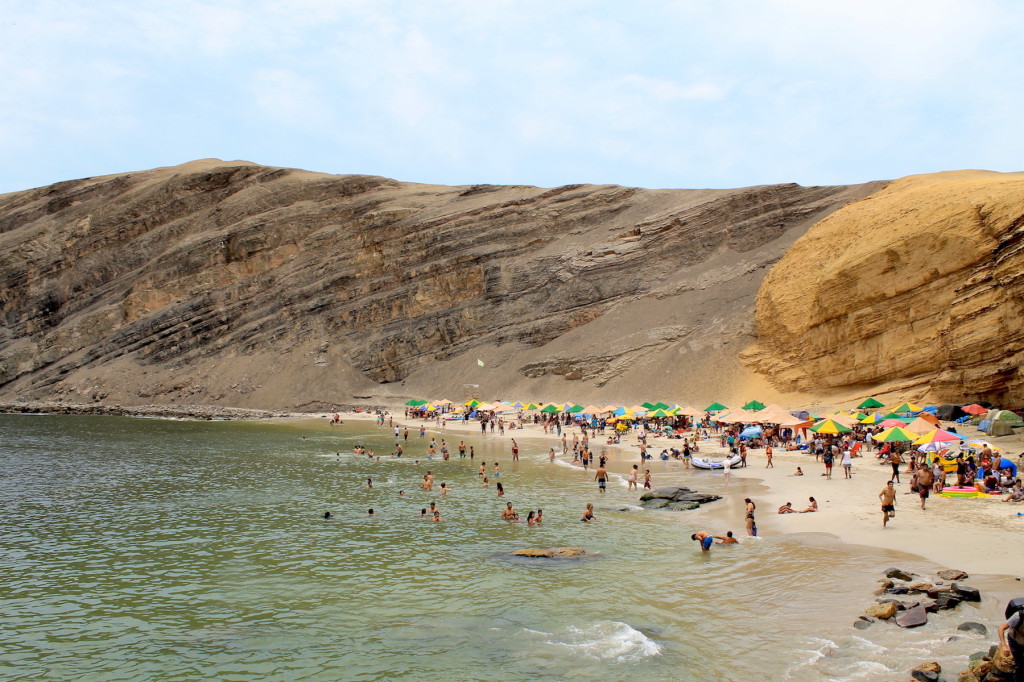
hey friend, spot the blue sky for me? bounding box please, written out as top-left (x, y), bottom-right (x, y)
top-left (2, 0), bottom-right (1022, 193)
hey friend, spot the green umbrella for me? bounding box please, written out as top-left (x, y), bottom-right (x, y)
top-left (404, 399), bottom-right (427, 406)
top-left (540, 404), bottom-right (561, 413)
top-left (810, 419), bottom-right (852, 434)
top-left (704, 402), bottom-right (728, 412)
top-left (851, 411), bottom-right (866, 420)
top-left (652, 402), bottom-right (671, 410)
top-left (647, 408), bottom-right (672, 418)
top-left (891, 402), bottom-right (922, 414)
top-left (857, 397), bottom-right (884, 409)
top-left (568, 404), bottom-right (585, 413)
top-left (742, 400), bottom-right (766, 411)
top-left (641, 402), bottom-right (656, 410)
top-left (525, 403), bottom-right (542, 410)
top-left (882, 412), bottom-right (902, 420)
top-left (872, 426), bottom-right (918, 442)
top-left (465, 399), bottom-right (480, 407)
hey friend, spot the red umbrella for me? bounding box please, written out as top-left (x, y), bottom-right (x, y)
top-left (878, 419), bottom-right (906, 428)
top-left (961, 404), bottom-right (987, 415)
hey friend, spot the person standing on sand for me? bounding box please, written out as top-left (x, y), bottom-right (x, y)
top-left (889, 449), bottom-right (902, 483)
top-left (841, 446), bottom-right (852, 479)
top-left (595, 464), bottom-right (609, 493)
top-left (879, 480), bottom-right (897, 527)
top-left (765, 444), bottom-right (773, 468)
top-left (914, 465), bottom-right (934, 509)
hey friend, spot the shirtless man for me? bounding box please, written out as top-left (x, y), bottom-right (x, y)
top-left (595, 464), bottom-right (609, 493)
top-left (422, 471), bottom-right (434, 492)
top-left (914, 464), bottom-right (934, 509)
top-left (714, 531), bottom-right (739, 544)
top-left (777, 502), bottom-right (796, 514)
top-left (879, 480), bottom-right (897, 527)
top-left (691, 530), bottom-right (714, 553)
top-left (501, 502), bottom-right (516, 520)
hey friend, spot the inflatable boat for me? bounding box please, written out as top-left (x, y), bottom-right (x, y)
top-left (691, 453), bottom-right (743, 470)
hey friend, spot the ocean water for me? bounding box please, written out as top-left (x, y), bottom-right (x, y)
top-left (0, 415), bottom-right (1006, 680)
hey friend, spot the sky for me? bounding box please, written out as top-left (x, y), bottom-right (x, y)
top-left (2, 0), bottom-right (1023, 193)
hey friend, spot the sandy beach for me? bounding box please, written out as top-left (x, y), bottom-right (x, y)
top-left (307, 406), bottom-right (1024, 578)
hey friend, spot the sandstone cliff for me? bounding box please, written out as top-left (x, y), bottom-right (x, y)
top-left (0, 160), bottom-right (882, 409)
top-left (742, 170), bottom-right (1024, 405)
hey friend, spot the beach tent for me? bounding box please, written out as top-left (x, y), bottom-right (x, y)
top-left (742, 400), bottom-right (766, 411)
top-left (872, 426), bottom-right (918, 442)
top-left (988, 420), bottom-right (1014, 436)
top-left (905, 416), bottom-right (941, 434)
top-left (858, 397), bottom-right (885, 409)
top-left (998, 458), bottom-right (1019, 477)
top-left (810, 419), bottom-right (852, 434)
top-left (704, 402), bottom-right (728, 412)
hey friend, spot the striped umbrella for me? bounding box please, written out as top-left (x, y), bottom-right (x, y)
top-left (872, 426), bottom-right (918, 442)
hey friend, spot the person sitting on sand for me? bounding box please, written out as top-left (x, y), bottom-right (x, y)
top-left (1003, 481), bottom-right (1024, 503)
top-left (778, 502), bottom-right (796, 514)
top-left (800, 496), bottom-right (818, 513)
top-left (714, 531), bottom-right (739, 544)
top-left (793, 467), bottom-right (804, 476)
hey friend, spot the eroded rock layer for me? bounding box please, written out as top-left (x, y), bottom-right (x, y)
top-left (0, 159), bottom-right (884, 408)
top-left (743, 170), bottom-right (1024, 404)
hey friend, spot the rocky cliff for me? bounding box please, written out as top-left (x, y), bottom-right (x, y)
top-left (0, 159), bottom-right (884, 409)
top-left (742, 170), bottom-right (1024, 405)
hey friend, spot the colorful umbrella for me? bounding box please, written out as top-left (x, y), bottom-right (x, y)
top-left (890, 402), bottom-right (922, 414)
top-left (810, 419), bottom-right (852, 434)
top-left (858, 397), bottom-right (885, 409)
top-left (878, 419), bottom-right (907, 428)
top-left (961, 404), bottom-right (988, 415)
top-left (963, 439), bottom-right (1003, 452)
top-left (653, 402), bottom-right (671, 410)
top-left (859, 412), bottom-right (884, 424)
top-left (567, 404), bottom-right (585, 413)
top-left (872, 426), bottom-right (918, 442)
top-left (912, 429), bottom-right (965, 445)
top-left (525, 403), bottom-right (542, 410)
top-left (540, 404), bottom-right (561, 414)
top-left (647, 408), bottom-right (672, 418)
top-left (742, 400), bottom-right (766, 411)
top-left (465, 399), bottom-right (480, 407)
top-left (704, 402), bottom-right (728, 412)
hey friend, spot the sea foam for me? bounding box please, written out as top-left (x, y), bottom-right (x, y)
top-left (543, 621), bottom-right (660, 662)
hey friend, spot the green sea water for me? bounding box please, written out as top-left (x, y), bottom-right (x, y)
top-left (0, 414), bottom-right (1006, 680)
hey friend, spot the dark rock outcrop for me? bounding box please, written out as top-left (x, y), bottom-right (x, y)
top-left (639, 487), bottom-right (721, 510)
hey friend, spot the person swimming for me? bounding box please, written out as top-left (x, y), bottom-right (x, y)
top-left (581, 503), bottom-right (595, 522)
top-left (324, 511), bottom-right (333, 519)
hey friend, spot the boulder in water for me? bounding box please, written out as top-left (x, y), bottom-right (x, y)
top-left (937, 569), bottom-right (969, 580)
top-left (909, 661), bottom-right (940, 681)
top-left (513, 547), bottom-right (587, 559)
top-left (885, 567), bottom-right (914, 581)
top-left (865, 603), bottom-right (898, 619)
top-left (952, 584), bottom-right (981, 602)
top-left (896, 604), bottom-right (928, 628)
top-left (853, 616), bottom-right (874, 630)
top-left (957, 622), bottom-right (987, 635)
top-left (639, 486), bottom-right (720, 509)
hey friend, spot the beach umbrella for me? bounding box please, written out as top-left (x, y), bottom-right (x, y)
top-left (465, 399), bottom-right (480, 407)
top-left (742, 400), bottom-right (766, 411)
top-left (704, 402), bottom-right (728, 412)
top-left (905, 416), bottom-right (940, 434)
top-left (859, 412), bottom-right (884, 424)
top-left (540, 404), bottom-right (561, 414)
top-left (740, 426), bottom-right (763, 438)
top-left (580, 405), bottom-right (603, 415)
top-left (523, 403), bottom-right (541, 410)
top-left (961, 404), bottom-right (988, 415)
top-left (677, 406), bottom-right (703, 417)
top-left (963, 439), bottom-right (1003, 451)
top-left (851, 412), bottom-right (866, 420)
top-left (511, 401), bottom-right (524, 408)
top-left (652, 402), bottom-right (671, 410)
top-left (890, 402), bottom-right (922, 414)
top-left (872, 426), bottom-right (918, 442)
top-left (404, 399), bottom-right (427, 406)
top-left (881, 412), bottom-right (904, 420)
top-left (646, 408), bottom-right (672, 418)
top-left (612, 406), bottom-right (628, 416)
top-left (627, 405), bottom-right (648, 414)
top-left (810, 419), bottom-right (852, 434)
top-left (878, 419), bottom-right (906, 428)
top-left (600, 404), bottom-right (621, 413)
top-left (825, 413), bottom-right (858, 427)
top-left (857, 397), bottom-right (884, 409)
top-left (912, 429), bottom-right (965, 445)
top-left (641, 402), bottom-right (656, 410)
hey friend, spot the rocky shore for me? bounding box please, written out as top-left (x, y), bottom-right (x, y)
top-left (0, 400), bottom-right (293, 420)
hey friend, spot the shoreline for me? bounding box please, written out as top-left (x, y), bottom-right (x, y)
top-left (7, 399), bottom-right (1022, 580)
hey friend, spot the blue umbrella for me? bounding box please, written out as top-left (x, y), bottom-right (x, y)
top-left (740, 426), bottom-right (763, 439)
